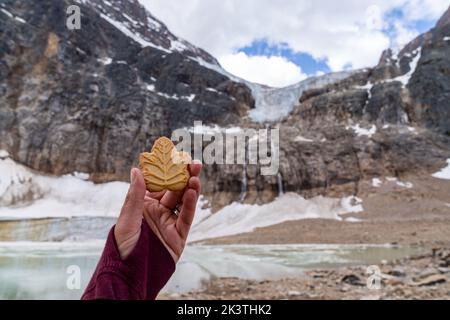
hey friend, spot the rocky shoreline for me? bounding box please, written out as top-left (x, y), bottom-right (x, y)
top-left (168, 175), bottom-right (450, 300)
top-left (162, 247), bottom-right (450, 300)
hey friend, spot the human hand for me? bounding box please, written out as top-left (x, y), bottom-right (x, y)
top-left (114, 163), bottom-right (202, 262)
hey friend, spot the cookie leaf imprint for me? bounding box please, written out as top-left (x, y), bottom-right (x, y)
top-left (139, 137), bottom-right (191, 192)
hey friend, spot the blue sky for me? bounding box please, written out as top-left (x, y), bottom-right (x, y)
top-left (143, 0), bottom-right (450, 87)
top-left (240, 8), bottom-right (438, 77)
top-left (241, 41), bottom-right (332, 75)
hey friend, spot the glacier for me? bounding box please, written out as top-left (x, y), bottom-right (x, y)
top-left (192, 56), bottom-right (354, 123)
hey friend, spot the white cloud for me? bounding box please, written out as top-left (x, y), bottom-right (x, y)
top-left (392, 21), bottom-right (420, 49)
top-left (219, 52), bottom-right (307, 87)
top-left (140, 0), bottom-right (449, 80)
top-left (401, 0), bottom-right (450, 21)
top-left (365, 4), bottom-right (386, 30)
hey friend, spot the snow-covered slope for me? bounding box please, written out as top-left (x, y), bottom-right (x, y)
top-left (75, 0), bottom-right (219, 65)
top-left (188, 193), bottom-right (363, 242)
top-left (0, 150), bottom-right (128, 218)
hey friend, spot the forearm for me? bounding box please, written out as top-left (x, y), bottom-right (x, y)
top-left (81, 222), bottom-right (176, 300)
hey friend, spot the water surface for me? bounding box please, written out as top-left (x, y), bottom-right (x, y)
top-left (0, 241), bottom-right (422, 299)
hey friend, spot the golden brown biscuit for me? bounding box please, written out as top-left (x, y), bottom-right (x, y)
top-left (139, 137), bottom-right (191, 192)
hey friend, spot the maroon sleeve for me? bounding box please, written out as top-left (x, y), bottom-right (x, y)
top-left (81, 221), bottom-right (176, 300)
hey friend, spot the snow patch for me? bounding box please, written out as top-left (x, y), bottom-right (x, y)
top-left (122, 13), bottom-right (140, 27)
top-left (170, 39), bottom-right (188, 52)
top-left (0, 154), bottom-right (128, 218)
top-left (189, 193), bottom-right (364, 242)
top-left (356, 81), bottom-right (373, 109)
top-left (344, 217), bottom-right (362, 222)
top-left (1, 8), bottom-right (26, 23)
top-left (372, 177), bottom-right (413, 188)
top-left (385, 177), bottom-right (413, 188)
top-left (0, 150), bottom-right (9, 158)
top-left (98, 57), bottom-right (112, 65)
top-left (372, 178), bottom-right (382, 188)
top-left (432, 159), bottom-right (450, 180)
top-left (154, 91), bottom-right (195, 101)
top-left (183, 94), bottom-right (196, 102)
top-left (76, 47), bottom-right (86, 55)
top-left (395, 181), bottom-right (413, 189)
top-left (1, 8), bottom-right (13, 18)
top-left (100, 13), bottom-right (170, 53)
top-left (157, 92), bottom-right (179, 100)
top-left (356, 81), bottom-right (373, 102)
top-left (340, 196), bottom-right (364, 213)
top-left (14, 16), bottom-right (26, 23)
top-left (294, 136), bottom-right (314, 143)
top-left (387, 48), bottom-right (422, 87)
top-left (147, 16), bottom-right (162, 31)
top-left (186, 124), bottom-right (243, 135)
top-left (346, 124), bottom-right (377, 138)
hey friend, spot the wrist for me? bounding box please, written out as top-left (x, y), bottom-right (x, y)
top-left (114, 228), bottom-right (141, 260)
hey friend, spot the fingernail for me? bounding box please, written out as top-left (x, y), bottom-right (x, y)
top-left (130, 168), bottom-right (136, 184)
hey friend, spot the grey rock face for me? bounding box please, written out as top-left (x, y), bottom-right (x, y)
top-left (0, 0), bottom-right (253, 182)
top-left (408, 24), bottom-right (450, 134)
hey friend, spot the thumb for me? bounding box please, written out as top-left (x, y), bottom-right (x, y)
top-left (117, 168), bottom-right (146, 229)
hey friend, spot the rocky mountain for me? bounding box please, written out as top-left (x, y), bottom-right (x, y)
top-left (268, 8), bottom-right (450, 208)
top-left (0, 0), bottom-right (254, 183)
top-left (1, 0), bottom-right (449, 212)
top-left (206, 5), bottom-right (450, 209)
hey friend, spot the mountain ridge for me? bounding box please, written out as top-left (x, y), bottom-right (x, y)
top-left (76, 0), bottom-right (219, 65)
